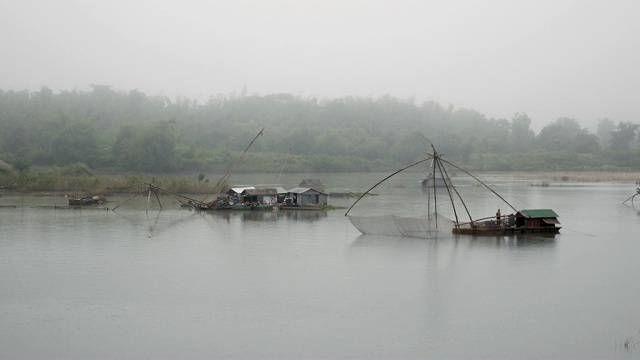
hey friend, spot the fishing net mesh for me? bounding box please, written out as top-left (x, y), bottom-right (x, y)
top-left (348, 213), bottom-right (453, 239)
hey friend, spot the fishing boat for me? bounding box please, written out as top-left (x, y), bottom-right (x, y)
top-left (345, 142), bottom-right (561, 238)
top-left (421, 158), bottom-right (452, 187)
top-left (452, 209), bottom-right (561, 235)
top-left (278, 204), bottom-right (326, 211)
top-left (68, 195), bottom-right (106, 206)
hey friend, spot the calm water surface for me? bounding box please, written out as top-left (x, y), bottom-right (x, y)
top-left (1, 172), bottom-right (640, 359)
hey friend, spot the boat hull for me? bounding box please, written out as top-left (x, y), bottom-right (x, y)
top-left (452, 226), bottom-right (561, 236)
top-left (279, 205), bottom-right (325, 211)
top-left (200, 204), bottom-right (275, 211)
top-left (68, 196), bottom-right (105, 206)
top-left (421, 176), bottom-right (452, 187)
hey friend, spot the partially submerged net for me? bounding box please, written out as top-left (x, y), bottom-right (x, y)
top-left (348, 213), bottom-right (453, 239)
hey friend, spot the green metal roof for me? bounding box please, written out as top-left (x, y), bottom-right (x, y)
top-left (519, 209), bottom-right (559, 218)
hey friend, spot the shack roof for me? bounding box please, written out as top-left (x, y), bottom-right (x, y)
top-left (518, 209), bottom-right (559, 218)
top-left (228, 186), bottom-right (255, 194)
top-left (286, 187), bottom-right (327, 195)
top-left (243, 187), bottom-right (286, 195)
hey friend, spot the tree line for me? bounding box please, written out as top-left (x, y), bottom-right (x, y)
top-left (1, 85), bottom-right (640, 178)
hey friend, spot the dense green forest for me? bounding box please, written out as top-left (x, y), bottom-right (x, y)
top-left (1, 85), bottom-right (640, 186)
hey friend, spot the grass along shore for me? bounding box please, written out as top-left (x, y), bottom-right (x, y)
top-left (2, 170), bottom-right (640, 197)
top-left (504, 171), bottom-right (640, 183)
top-left (0, 172), bottom-right (222, 196)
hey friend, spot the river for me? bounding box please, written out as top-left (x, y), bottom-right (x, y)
top-left (1, 172), bottom-right (639, 359)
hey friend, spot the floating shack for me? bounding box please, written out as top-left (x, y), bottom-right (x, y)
top-left (281, 187), bottom-right (328, 209)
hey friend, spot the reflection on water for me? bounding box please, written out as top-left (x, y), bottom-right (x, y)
top-left (204, 208), bottom-right (328, 222)
top-left (461, 233), bottom-right (557, 247)
top-left (351, 232), bottom-right (556, 249)
top-left (109, 207), bottom-right (329, 238)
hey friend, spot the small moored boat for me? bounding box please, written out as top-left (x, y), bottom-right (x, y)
top-left (68, 195), bottom-right (106, 206)
top-left (421, 158), bottom-right (452, 188)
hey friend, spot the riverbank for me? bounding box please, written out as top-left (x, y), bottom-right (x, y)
top-left (505, 171), bottom-right (640, 183)
top-left (0, 172), bottom-right (219, 195)
top-left (2, 170), bottom-right (640, 196)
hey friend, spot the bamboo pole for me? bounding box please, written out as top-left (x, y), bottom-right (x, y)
top-left (201, 128), bottom-right (264, 203)
top-left (344, 156), bottom-right (434, 216)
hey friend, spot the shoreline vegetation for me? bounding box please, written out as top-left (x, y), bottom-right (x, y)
top-left (2, 169), bottom-right (640, 197)
top-left (507, 171), bottom-right (640, 183)
top-left (0, 169), bottom-right (215, 196)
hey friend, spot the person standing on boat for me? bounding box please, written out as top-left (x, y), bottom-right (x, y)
top-left (496, 209), bottom-right (501, 225)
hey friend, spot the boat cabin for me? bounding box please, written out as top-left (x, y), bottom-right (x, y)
top-left (515, 209), bottom-right (560, 229)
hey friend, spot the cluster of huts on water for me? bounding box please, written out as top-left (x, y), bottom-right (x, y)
top-left (207, 179), bottom-right (329, 210)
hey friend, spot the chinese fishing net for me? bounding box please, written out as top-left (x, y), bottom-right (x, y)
top-left (348, 212), bottom-right (453, 239)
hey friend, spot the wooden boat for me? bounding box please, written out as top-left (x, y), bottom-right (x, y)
top-left (421, 158), bottom-right (452, 187)
top-left (345, 141), bottom-right (561, 238)
top-left (278, 204), bottom-right (326, 211)
top-left (452, 209), bottom-right (561, 235)
top-left (421, 174), bottom-right (452, 187)
top-left (69, 195), bottom-right (106, 206)
top-left (222, 203), bottom-right (275, 211)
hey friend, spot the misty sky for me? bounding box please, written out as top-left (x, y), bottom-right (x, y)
top-left (1, 0), bottom-right (639, 131)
